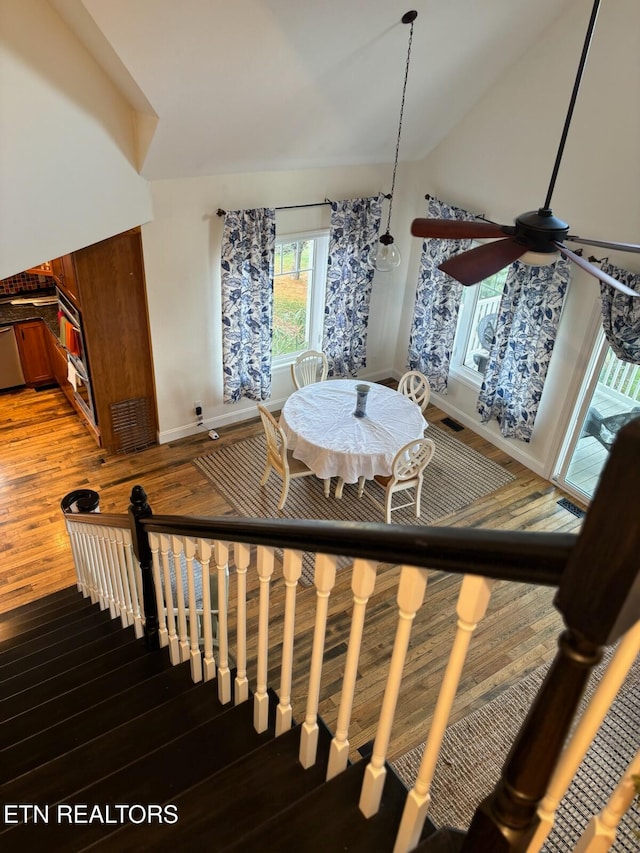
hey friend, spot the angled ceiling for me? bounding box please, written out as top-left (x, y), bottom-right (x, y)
top-left (51, 0), bottom-right (575, 180)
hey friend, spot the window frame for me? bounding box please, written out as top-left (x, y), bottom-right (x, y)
top-left (272, 229), bottom-right (329, 368)
top-left (449, 250), bottom-right (508, 387)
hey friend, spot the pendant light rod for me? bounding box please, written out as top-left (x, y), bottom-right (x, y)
top-left (542, 0), bottom-right (601, 211)
top-left (384, 10), bottom-right (417, 236)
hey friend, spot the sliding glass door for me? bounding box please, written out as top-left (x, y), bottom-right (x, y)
top-left (555, 331), bottom-right (640, 501)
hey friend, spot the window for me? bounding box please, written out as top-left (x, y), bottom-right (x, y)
top-left (451, 264), bottom-right (508, 383)
top-left (272, 231), bottom-right (328, 364)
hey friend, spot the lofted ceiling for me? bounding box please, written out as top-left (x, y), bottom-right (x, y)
top-left (50, 0), bottom-right (575, 181)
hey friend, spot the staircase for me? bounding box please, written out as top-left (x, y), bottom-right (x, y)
top-left (1, 418), bottom-right (639, 852)
top-left (0, 588), bottom-right (438, 851)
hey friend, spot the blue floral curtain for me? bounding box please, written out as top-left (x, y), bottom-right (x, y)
top-left (599, 261), bottom-right (640, 364)
top-left (221, 208), bottom-right (276, 403)
top-left (406, 196), bottom-right (476, 392)
top-left (322, 196), bottom-right (382, 376)
top-left (477, 256), bottom-right (570, 441)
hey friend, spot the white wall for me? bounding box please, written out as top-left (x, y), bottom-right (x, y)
top-left (142, 164), bottom-right (415, 441)
top-left (0, 0), bottom-right (152, 278)
top-left (395, 0), bottom-right (640, 477)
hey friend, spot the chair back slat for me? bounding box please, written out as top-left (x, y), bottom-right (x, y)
top-left (291, 349), bottom-right (329, 389)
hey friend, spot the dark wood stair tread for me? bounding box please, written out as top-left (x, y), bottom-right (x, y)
top-left (0, 605), bottom-right (115, 657)
top-left (0, 616), bottom-right (124, 680)
top-left (1, 675), bottom-right (229, 805)
top-left (0, 626), bottom-right (140, 695)
top-left (223, 758), bottom-right (434, 853)
top-left (0, 586), bottom-right (80, 623)
top-left (93, 719), bottom-right (334, 850)
top-left (0, 632), bottom-right (147, 722)
top-left (0, 659), bottom-right (195, 780)
top-left (0, 649), bottom-right (174, 749)
top-left (1, 695), bottom-right (277, 851)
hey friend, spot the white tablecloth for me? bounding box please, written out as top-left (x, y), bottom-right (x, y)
top-left (280, 379), bottom-right (428, 483)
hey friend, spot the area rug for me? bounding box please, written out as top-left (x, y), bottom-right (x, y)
top-left (193, 425), bottom-right (515, 585)
top-left (391, 649), bottom-right (640, 851)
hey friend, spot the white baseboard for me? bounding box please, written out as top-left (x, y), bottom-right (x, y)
top-left (157, 369), bottom-right (395, 444)
top-left (429, 392), bottom-right (546, 477)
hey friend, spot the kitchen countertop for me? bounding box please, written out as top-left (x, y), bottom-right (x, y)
top-left (0, 299), bottom-right (59, 337)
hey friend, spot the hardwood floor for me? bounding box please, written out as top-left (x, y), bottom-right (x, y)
top-left (0, 382), bottom-right (585, 760)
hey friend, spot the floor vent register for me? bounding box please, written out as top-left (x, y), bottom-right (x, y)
top-left (441, 417), bottom-right (464, 432)
top-left (557, 497), bottom-right (586, 518)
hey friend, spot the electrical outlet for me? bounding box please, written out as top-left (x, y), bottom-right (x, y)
top-left (195, 400), bottom-right (203, 424)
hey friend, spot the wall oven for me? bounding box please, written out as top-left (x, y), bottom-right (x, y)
top-left (56, 287), bottom-right (97, 426)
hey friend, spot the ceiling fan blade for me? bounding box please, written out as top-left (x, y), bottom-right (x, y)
top-left (554, 242), bottom-right (639, 297)
top-left (411, 218), bottom-right (511, 240)
top-left (566, 235), bottom-right (640, 254)
top-left (439, 239), bottom-right (528, 286)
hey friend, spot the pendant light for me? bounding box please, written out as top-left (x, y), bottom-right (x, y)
top-left (370, 10), bottom-right (417, 272)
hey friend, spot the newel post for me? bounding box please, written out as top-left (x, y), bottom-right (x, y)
top-left (461, 418), bottom-right (640, 852)
top-left (128, 485), bottom-right (159, 651)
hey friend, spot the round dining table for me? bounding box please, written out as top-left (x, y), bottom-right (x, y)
top-left (279, 379), bottom-right (428, 498)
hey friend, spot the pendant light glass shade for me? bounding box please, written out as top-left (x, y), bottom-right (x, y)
top-left (370, 11), bottom-right (417, 273)
top-left (370, 233), bottom-right (401, 271)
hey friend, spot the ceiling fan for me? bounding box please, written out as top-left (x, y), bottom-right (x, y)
top-left (411, 0), bottom-right (640, 298)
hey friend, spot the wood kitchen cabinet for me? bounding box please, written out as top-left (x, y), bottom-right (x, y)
top-left (15, 320), bottom-right (54, 386)
top-left (71, 229), bottom-right (157, 453)
top-left (51, 254), bottom-right (80, 306)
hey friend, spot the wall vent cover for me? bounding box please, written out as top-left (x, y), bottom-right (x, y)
top-left (110, 397), bottom-right (155, 454)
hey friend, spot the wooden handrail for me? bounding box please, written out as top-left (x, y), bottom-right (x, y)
top-left (67, 509), bottom-right (575, 586)
top-left (139, 515), bottom-right (574, 587)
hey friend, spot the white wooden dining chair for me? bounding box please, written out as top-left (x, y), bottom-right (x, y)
top-left (291, 350), bottom-right (329, 390)
top-left (365, 437), bottom-right (436, 523)
top-left (257, 404), bottom-right (315, 510)
top-left (397, 370), bottom-right (431, 412)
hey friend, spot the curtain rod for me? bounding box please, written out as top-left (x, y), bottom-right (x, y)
top-left (216, 193), bottom-right (392, 217)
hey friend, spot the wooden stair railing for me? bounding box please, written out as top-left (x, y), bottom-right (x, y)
top-left (54, 418), bottom-right (640, 852)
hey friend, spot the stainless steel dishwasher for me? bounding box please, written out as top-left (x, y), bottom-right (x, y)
top-left (0, 325), bottom-right (25, 389)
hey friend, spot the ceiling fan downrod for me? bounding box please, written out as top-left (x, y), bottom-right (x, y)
top-left (541, 0), bottom-right (601, 213)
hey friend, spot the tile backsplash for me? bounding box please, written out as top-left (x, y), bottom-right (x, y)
top-left (0, 272), bottom-right (50, 296)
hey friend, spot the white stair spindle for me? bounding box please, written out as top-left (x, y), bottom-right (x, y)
top-left (573, 748), bottom-right (640, 853)
top-left (78, 524), bottom-right (95, 601)
top-left (197, 538), bottom-right (216, 681)
top-left (149, 532), bottom-right (168, 648)
top-left (359, 565), bottom-right (427, 819)
top-left (327, 559), bottom-right (377, 779)
top-left (275, 549), bottom-right (303, 736)
top-left (121, 529), bottom-right (144, 638)
top-left (234, 542), bottom-right (250, 704)
top-left (215, 540), bottom-right (232, 705)
top-left (528, 620), bottom-right (640, 852)
top-left (254, 545), bottom-right (275, 734)
top-left (66, 521), bottom-right (88, 597)
top-left (102, 527), bottom-right (122, 621)
top-left (171, 535), bottom-right (190, 662)
top-left (393, 574), bottom-right (495, 853)
top-left (96, 528), bottom-right (117, 618)
top-left (113, 527), bottom-right (134, 629)
top-left (86, 527), bottom-right (106, 612)
top-left (184, 537), bottom-right (203, 683)
top-left (107, 526), bottom-right (129, 627)
top-left (159, 533), bottom-right (179, 662)
top-left (299, 554), bottom-right (339, 769)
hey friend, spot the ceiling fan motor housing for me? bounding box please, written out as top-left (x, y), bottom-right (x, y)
top-left (514, 208), bottom-right (570, 253)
